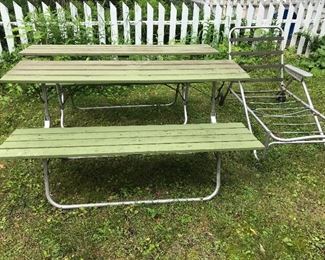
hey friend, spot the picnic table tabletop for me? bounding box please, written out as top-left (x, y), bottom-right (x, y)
top-left (20, 44), bottom-right (218, 56)
top-left (0, 60), bottom-right (250, 85)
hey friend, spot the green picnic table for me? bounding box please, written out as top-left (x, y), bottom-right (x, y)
top-left (0, 45), bottom-right (262, 209)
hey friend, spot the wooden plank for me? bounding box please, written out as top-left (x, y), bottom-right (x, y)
top-left (191, 3), bottom-right (200, 43)
top-left (6, 128), bottom-right (254, 142)
top-left (283, 3), bottom-right (294, 46)
top-left (0, 141), bottom-right (264, 159)
top-left (289, 3), bottom-right (305, 47)
top-left (146, 3), bottom-right (154, 45)
top-left (134, 2), bottom-right (142, 45)
top-left (122, 2), bottom-right (130, 44)
top-left (27, 1), bottom-right (36, 33)
top-left (235, 3), bottom-right (243, 28)
top-left (305, 1), bottom-right (324, 56)
top-left (169, 3), bottom-right (177, 44)
top-left (2, 135), bottom-right (259, 149)
top-left (20, 44), bottom-right (218, 56)
top-left (246, 3), bottom-right (254, 28)
top-left (97, 2), bottom-right (106, 44)
top-left (297, 3), bottom-right (314, 55)
top-left (69, 2), bottom-right (79, 37)
top-left (213, 3), bottom-right (222, 42)
top-left (265, 3), bottom-right (275, 26)
top-left (180, 3), bottom-right (189, 43)
top-left (158, 2), bottom-right (165, 45)
top-left (0, 74), bottom-right (250, 84)
top-left (12, 123), bottom-right (246, 134)
top-left (202, 3), bottom-right (211, 43)
top-left (0, 2), bottom-right (15, 53)
top-left (13, 1), bottom-right (28, 44)
top-left (276, 3), bottom-right (285, 27)
top-left (110, 2), bottom-right (118, 44)
top-left (56, 2), bottom-right (67, 40)
top-left (224, 2), bottom-right (232, 36)
top-left (255, 2), bottom-right (265, 27)
top-left (83, 2), bottom-right (93, 41)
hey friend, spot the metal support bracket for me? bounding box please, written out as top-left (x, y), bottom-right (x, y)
top-left (42, 153), bottom-right (221, 209)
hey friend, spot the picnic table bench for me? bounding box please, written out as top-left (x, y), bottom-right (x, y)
top-left (0, 123), bottom-right (264, 209)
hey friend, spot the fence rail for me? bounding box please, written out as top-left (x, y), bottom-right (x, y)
top-left (0, 1), bottom-right (325, 56)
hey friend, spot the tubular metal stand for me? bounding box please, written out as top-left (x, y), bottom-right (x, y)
top-left (42, 153), bottom-right (221, 209)
top-left (57, 83), bottom-right (188, 127)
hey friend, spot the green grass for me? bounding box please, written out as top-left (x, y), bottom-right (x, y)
top-left (0, 75), bottom-right (324, 258)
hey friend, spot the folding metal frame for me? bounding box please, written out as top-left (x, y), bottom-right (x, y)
top-left (42, 153), bottom-right (221, 209)
top-left (218, 26), bottom-right (325, 159)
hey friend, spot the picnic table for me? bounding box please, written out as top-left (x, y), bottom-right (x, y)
top-left (0, 59), bottom-right (249, 127)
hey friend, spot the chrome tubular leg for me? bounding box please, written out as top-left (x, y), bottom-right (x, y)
top-left (41, 84), bottom-right (51, 128)
top-left (56, 85), bottom-right (65, 128)
top-left (42, 154), bottom-right (221, 209)
top-left (181, 83), bottom-right (189, 124)
top-left (211, 82), bottom-right (217, 123)
top-left (301, 80), bottom-right (324, 140)
top-left (238, 81), bottom-right (260, 160)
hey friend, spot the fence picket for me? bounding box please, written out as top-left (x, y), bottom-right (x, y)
top-left (246, 3), bottom-right (254, 28)
top-left (134, 3), bottom-right (142, 45)
top-left (213, 3), bottom-right (222, 35)
top-left (158, 3), bottom-right (165, 45)
top-left (224, 3), bottom-right (232, 37)
top-left (83, 2), bottom-right (93, 41)
top-left (147, 3), bottom-right (154, 45)
top-left (235, 3), bottom-right (243, 28)
top-left (276, 3), bottom-right (285, 27)
top-left (305, 0), bottom-right (324, 56)
top-left (297, 3), bottom-right (314, 55)
top-left (13, 1), bottom-right (28, 44)
top-left (255, 2), bottom-right (265, 26)
top-left (27, 1), bottom-right (36, 33)
top-left (283, 3), bottom-right (294, 45)
top-left (97, 2), bottom-right (106, 44)
top-left (56, 2), bottom-right (67, 40)
top-left (180, 3), bottom-right (188, 43)
top-left (122, 2), bottom-right (130, 44)
top-left (289, 3), bottom-right (304, 47)
top-left (169, 3), bottom-right (177, 44)
top-left (265, 3), bottom-right (275, 26)
top-left (110, 2), bottom-right (118, 45)
top-left (191, 3), bottom-right (200, 43)
top-left (0, 2), bottom-right (14, 52)
top-left (201, 3), bottom-right (210, 43)
top-left (69, 2), bottom-right (79, 37)
top-left (0, 1), bottom-right (323, 56)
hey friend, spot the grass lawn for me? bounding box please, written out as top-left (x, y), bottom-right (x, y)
top-left (0, 69), bottom-right (324, 258)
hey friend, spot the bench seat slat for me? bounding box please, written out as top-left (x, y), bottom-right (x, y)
top-left (0, 141), bottom-right (264, 159)
top-left (2, 133), bottom-right (257, 149)
top-left (6, 128), bottom-right (252, 141)
top-left (0, 123), bottom-right (264, 159)
top-left (12, 123), bottom-right (244, 134)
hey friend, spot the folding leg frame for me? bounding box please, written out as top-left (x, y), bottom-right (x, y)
top-left (42, 153), bottom-right (221, 209)
top-left (56, 83), bottom-right (190, 127)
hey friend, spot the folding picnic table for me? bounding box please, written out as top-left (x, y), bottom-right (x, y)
top-left (0, 59), bottom-right (249, 127)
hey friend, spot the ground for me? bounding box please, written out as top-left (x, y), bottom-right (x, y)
top-left (0, 69), bottom-right (324, 259)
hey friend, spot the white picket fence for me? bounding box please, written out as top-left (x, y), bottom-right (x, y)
top-left (0, 0), bottom-right (325, 56)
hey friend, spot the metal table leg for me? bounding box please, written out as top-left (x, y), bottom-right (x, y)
top-left (56, 84), bottom-right (65, 128)
top-left (42, 153), bottom-right (221, 209)
top-left (181, 83), bottom-right (189, 124)
top-left (41, 84), bottom-right (51, 128)
top-left (211, 82), bottom-right (217, 123)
